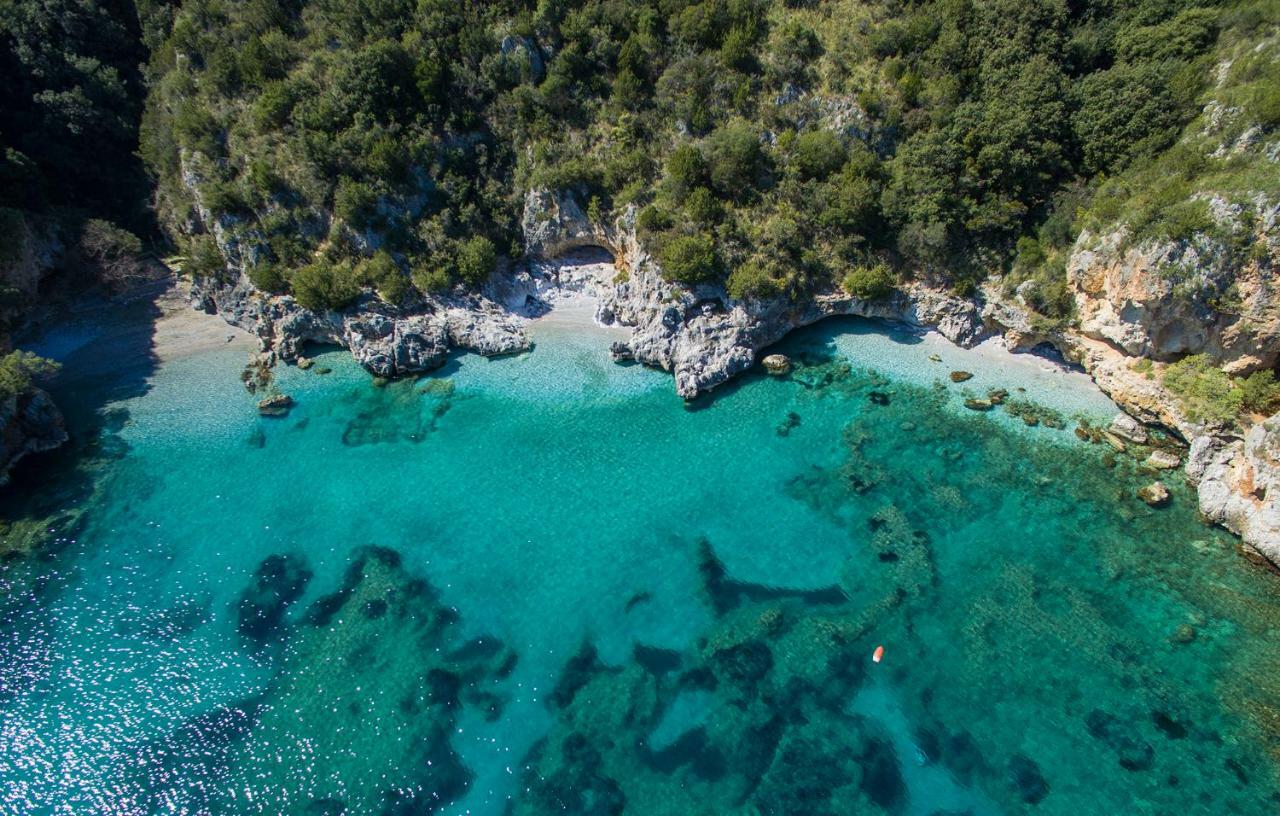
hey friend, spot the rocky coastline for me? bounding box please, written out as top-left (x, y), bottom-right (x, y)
top-left (0, 387), bottom-right (67, 486)
top-left (189, 188), bottom-right (1280, 567)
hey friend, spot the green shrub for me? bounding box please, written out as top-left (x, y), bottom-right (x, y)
top-left (791, 131), bottom-right (846, 181)
top-left (412, 263), bottom-right (454, 294)
top-left (637, 205), bottom-right (673, 234)
top-left (248, 260), bottom-right (288, 293)
top-left (0, 351), bottom-right (60, 401)
top-left (842, 263), bottom-right (897, 300)
top-left (665, 144), bottom-right (707, 200)
top-left (1239, 369), bottom-right (1280, 415)
top-left (291, 260), bottom-right (361, 311)
top-left (1249, 81), bottom-right (1280, 129)
top-left (1163, 354), bottom-right (1243, 424)
top-left (333, 177), bottom-right (379, 229)
top-left (706, 122), bottom-right (764, 200)
top-left (727, 261), bottom-right (782, 300)
top-left (455, 236), bottom-right (497, 287)
top-left (78, 219), bottom-right (144, 283)
top-left (183, 235), bottom-right (226, 279)
top-left (1114, 8), bottom-right (1218, 64)
top-left (684, 187), bottom-right (721, 225)
top-left (1074, 63), bottom-right (1183, 175)
top-left (658, 233), bottom-right (718, 285)
top-left (358, 251), bottom-right (411, 304)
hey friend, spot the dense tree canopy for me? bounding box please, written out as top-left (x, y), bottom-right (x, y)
top-left (0, 0), bottom-right (1271, 316)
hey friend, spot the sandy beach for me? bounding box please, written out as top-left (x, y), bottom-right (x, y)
top-left (150, 279), bottom-right (256, 362)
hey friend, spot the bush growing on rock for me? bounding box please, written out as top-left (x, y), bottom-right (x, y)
top-left (358, 251), bottom-right (411, 305)
top-left (1163, 355), bottom-right (1242, 424)
top-left (0, 351), bottom-right (59, 401)
top-left (78, 219), bottom-right (145, 285)
top-left (248, 261), bottom-right (288, 294)
top-left (659, 233), bottom-right (719, 285)
top-left (412, 264), bottom-right (454, 294)
top-left (455, 236), bottom-right (497, 287)
top-left (291, 260), bottom-right (361, 312)
top-left (727, 261), bottom-right (783, 301)
top-left (842, 263), bottom-right (896, 300)
top-left (183, 235), bottom-right (226, 279)
top-left (1239, 370), bottom-right (1280, 416)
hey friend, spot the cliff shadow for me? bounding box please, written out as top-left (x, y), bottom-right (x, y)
top-left (1, 279), bottom-right (173, 544)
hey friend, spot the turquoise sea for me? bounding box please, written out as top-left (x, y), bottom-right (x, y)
top-left (3, 291), bottom-right (1280, 815)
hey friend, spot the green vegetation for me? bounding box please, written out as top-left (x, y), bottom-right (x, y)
top-left (0, 351), bottom-right (60, 401)
top-left (1163, 354), bottom-right (1280, 425)
top-left (133, 0), bottom-right (1276, 313)
top-left (0, 0), bottom-right (153, 317)
top-left (842, 262), bottom-right (896, 301)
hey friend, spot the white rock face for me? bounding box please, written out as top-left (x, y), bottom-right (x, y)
top-left (1187, 418), bottom-right (1280, 565)
top-left (1108, 413), bottom-right (1150, 444)
top-left (1066, 199), bottom-right (1280, 375)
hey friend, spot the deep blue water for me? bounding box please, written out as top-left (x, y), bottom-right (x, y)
top-left (2, 303), bottom-right (1279, 815)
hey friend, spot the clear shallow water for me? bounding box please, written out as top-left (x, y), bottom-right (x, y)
top-left (2, 308), bottom-right (1280, 815)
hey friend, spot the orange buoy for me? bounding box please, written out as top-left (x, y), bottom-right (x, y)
top-left (872, 645), bottom-right (885, 663)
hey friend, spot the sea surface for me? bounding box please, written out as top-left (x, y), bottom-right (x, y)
top-left (2, 293), bottom-right (1279, 815)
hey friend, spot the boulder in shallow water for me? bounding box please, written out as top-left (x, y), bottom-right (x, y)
top-left (257, 393), bottom-right (294, 417)
top-left (1138, 481), bottom-right (1171, 507)
top-left (1102, 431), bottom-right (1128, 453)
top-left (950, 370), bottom-right (973, 383)
top-left (964, 398), bottom-right (994, 411)
top-left (296, 356), bottom-right (314, 370)
top-left (1109, 413), bottom-right (1149, 444)
top-left (1145, 449), bottom-right (1182, 470)
top-left (762, 354), bottom-right (792, 376)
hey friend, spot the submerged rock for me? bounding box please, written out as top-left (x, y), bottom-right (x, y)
top-left (775, 411), bottom-right (801, 437)
top-left (950, 370), bottom-right (974, 383)
top-left (1145, 449), bottom-right (1182, 470)
top-left (257, 393), bottom-right (294, 417)
top-left (762, 354), bottom-right (792, 375)
top-left (1102, 432), bottom-right (1128, 453)
top-left (1109, 413), bottom-right (1149, 444)
top-left (1138, 481), bottom-right (1171, 508)
top-left (1009, 753), bottom-right (1050, 804)
top-left (965, 398), bottom-right (994, 412)
top-left (236, 553), bottom-right (313, 645)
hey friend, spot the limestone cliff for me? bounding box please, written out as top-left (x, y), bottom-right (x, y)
top-left (1068, 198), bottom-right (1280, 375)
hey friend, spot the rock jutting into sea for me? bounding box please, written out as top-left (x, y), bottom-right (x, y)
top-left (0, 387), bottom-right (68, 485)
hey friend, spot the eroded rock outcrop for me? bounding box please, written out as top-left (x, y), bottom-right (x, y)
top-left (1067, 197), bottom-right (1280, 375)
top-left (1188, 419), bottom-right (1280, 564)
top-left (515, 190), bottom-right (984, 399)
top-left (0, 388), bottom-right (68, 485)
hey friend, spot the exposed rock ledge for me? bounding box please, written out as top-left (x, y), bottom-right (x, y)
top-left (190, 188), bottom-right (1280, 567)
top-left (0, 388), bottom-right (68, 486)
